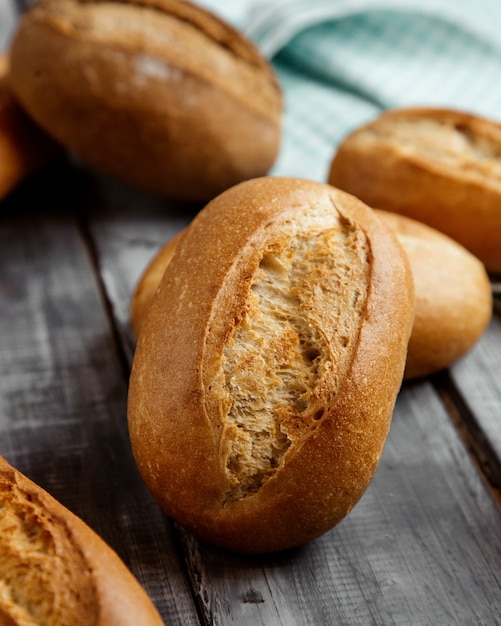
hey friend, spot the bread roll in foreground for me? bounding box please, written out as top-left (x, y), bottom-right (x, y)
top-left (128, 177), bottom-right (414, 554)
top-left (375, 210), bottom-right (492, 379)
top-left (8, 0), bottom-right (282, 201)
top-left (329, 107), bottom-right (501, 273)
top-left (0, 456), bottom-right (163, 626)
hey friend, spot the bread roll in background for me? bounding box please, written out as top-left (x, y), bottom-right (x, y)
top-left (128, 177), bottom-right (414, 554)
top-left (375, 210), bottom-right (492, 380)
top-left (8, 0), bottom-right (282, 201)
top-left (0, 455), bottom-right (164, 626)
top-left (0, 53), bottom-right (61, 200)
top-left (328, 107), bottom-right (501, 273)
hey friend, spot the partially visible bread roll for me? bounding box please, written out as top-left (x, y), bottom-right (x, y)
top-left (128, 177), bottom-right (414, 554)
top-left (0, 456), bottom-right (164, 626)
top-left (8, 0), bottom-right (282, 201)
top-left (375, 210), bottom-right (492, 379)
top-left (328, 107), bottom-right (501, 273)
top-left (0, 53), bottom-right (60, 200)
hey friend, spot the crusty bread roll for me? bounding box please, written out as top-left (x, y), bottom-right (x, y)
top-left (328, 107), bottom-right (501, 273)
top-left (127, 177), bottom-right (414, 554)
top-left (0, 53), bottom-right (60, 200)
top-left (375, 210), bottom-right (492, 379)
top-left (8, 0), bottom-right (282, 201)
top-left (0, 456), bottom-right (163, 626)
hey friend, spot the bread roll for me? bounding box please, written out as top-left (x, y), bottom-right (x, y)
top-left (128, 177), bottom-right (414, 554)
top-left (0, 53), bottom-right (60, 200)
top-left (0, 455), bottom-right (163, 626)
top-left (8, 0), bottom-right (282, 201)
top-left (328, 107), bottom-right (501, 273)
top-left (375, 210), bottom-right (492, 379)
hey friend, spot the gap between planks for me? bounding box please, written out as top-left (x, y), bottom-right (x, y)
top-left (432, 372), bottom-right (501, 510)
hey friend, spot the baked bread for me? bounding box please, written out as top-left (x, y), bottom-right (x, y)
top-left (375, 210), bottom-right (492, 379)
top-left (328, 107), bottom-right (501, 273)
top-left (8, 0), bottom-right (282, 201)
top-left (127, 177), bottom-right (414, 554)
top-left (0, 455), bottom-right (164, 625)
top-left (0, 53), bottom-right (60, 200)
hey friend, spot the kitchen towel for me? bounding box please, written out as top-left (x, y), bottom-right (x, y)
top-left (200, 0), bottom-right (501, 181)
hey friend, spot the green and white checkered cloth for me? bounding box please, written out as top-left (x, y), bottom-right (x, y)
top-left (199, 0), bottom-right (501, 183)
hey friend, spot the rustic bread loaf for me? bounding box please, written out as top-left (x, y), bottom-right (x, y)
top-left (127, 177), bottom-right (414, 554)
top-left (0, 455), bottom-right (164, 626)
top-left (0, 53), bottom-right (60, 200)
top-left (8, 0), bottom-right (282, 201)
top-left (375, 210), bottom-right (492, 379)
top-left (328, 107), bottom-right (501, 273)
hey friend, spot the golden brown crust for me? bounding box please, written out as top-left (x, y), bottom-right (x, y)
top-left (375, 210), bottom-right (492, 379)
top-left (328, 107), bottom-right (501, 273)
top-left (0, 53), bottom-right (61, 200)
top-left (127, 177), bottom-right (414, 553)
top-left (0, 456), bottom-right (163, 626)
top-left (8, 0), bottom-right (282, 201)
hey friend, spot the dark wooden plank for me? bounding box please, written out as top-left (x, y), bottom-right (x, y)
top-left (171, 381), bottom-right (501, 626)
top-left (81, 172), bottom-right (201, 356)
top-left (0, 166), bottom-right (200, 625)
top-left (442, 309), bottom-right (501, 488)
top-left (86, 170), bottom-right (501, 625)
top-left (79, 170), bottom-right (201, 361)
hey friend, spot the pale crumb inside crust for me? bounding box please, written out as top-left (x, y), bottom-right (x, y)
top-left (0, 479), bottom-right (97, 626)
top-left (218, 200), bottom-right (370, 502)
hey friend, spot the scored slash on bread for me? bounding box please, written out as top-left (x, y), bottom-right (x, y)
top-left (0, 456), bottom-right (164, 626)
top-left (130, 207), bottom-right (492, 383)
top-left (7, 0), bottom-right (282, 201)
top-left (127, 177), bottom-right (415, 554)
top-left (329, 107), bottom-right (501, 273)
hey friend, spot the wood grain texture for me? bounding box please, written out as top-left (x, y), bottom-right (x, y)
top-left (79, 171), bottom-right (201, 360)
top-left (443, 313), bottom-right (501, 489)
top-left (0, 166), bottom-right (199, 625)
top-left (167, 382), bottom-right (501, 626)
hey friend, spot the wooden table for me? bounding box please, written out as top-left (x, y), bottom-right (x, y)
top-left (2, 4), bottom-right (501, 625)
